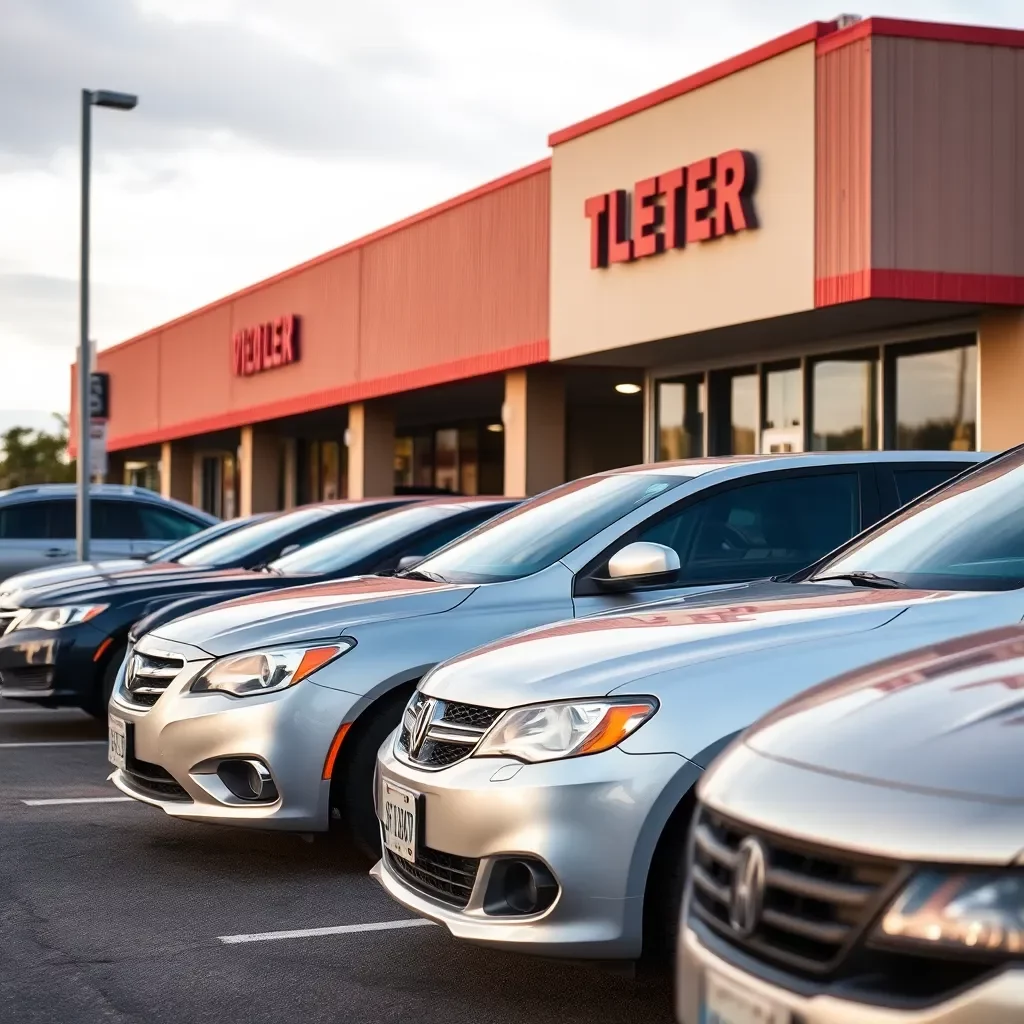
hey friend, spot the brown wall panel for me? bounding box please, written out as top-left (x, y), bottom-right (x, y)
top-left (814, 39), bottom-right (872, 301)
top-left (872, 37), bottom-right (1024, 276)
top-left (358, 169), bottom-right (549, 380)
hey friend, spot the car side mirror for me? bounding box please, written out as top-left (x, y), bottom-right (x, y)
top-left (593, 542), bottom-right (680, 593)
top-left (278, 543), bottom-right (300, 558)
top-left (397, 555), bottom-right (423, 573)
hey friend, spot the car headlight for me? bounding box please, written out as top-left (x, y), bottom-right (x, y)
top-left (11, 605), bottom-right (108, 631)
top-left (472, 697), bottom-right (658, 764)
top-left (874, 870), bottom-right (1024, 956)
top-left (189, 641), bottom-right (354, 698)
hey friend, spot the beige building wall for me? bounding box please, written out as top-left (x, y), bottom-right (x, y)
top-left (979, 311), bottom-right (1024, 451)
top-left (550, 43), bottom-right (817, 361)
top-left (347, 401), bottom-right (395, 499)
top-left (503, 367), bottom-right (566, 496)
top-left (238, 427), bottom-right (281, 516)
top-left (160, 442), bottom-right (193, 503)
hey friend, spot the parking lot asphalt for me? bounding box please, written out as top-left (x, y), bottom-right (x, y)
top-left (0, 700), bottom-right (674, 1023)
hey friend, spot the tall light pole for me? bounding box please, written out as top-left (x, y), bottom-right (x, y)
top-left (78, 88), bottom-right (137, 561)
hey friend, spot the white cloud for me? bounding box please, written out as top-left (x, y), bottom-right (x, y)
top-left (0, 0), bottom-right (1021, 423)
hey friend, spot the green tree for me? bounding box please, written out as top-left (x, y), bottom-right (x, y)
top-left (0, 415), bottom-right (76, 488)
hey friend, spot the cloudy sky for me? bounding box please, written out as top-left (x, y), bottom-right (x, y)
top-left (2, 0), bottom-right (1020, 435)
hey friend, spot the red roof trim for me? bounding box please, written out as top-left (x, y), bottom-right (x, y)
top-left (547, 21), bottom-right (838, 147)
top-left (92, 340), bottom-right (550, 454)
top-left (816, 16), bottom-right (1024, 56)
top-left (815, 270), bottom-right (1024, 307)
top-left (97, 158), bottom-right (552, 359)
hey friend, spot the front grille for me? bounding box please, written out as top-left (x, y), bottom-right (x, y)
top-left (0, 665), bottom-right (53, 691)
top-left (386, 847), bottom-right (480, 909)
top-left (396, 695), bottom-right (502, 770)
top-left (123, 649), bottom-right (185, 709)
top-left (121, 752), bottom-right (190, 802)
top-left (690, 808), bottom-right (897, 975)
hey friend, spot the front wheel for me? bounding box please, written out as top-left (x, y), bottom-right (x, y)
top-left (332, 689), bottom-right (412, 861)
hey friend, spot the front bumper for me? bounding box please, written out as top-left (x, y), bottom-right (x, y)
top-left (371, 739), bottom-right (689, 959)
top-left (108, 651), bottom-right (359, 832)
top-left (678, 922), bottom-right (1024, 1024)
top-left (0, 623), bottom-right (105, 705)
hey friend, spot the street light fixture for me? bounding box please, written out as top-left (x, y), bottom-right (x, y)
top-left (78, 87), bottom-right (137, 561)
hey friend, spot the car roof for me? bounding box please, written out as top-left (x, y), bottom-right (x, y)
top-left (599, 449), bottom-right (994, 481)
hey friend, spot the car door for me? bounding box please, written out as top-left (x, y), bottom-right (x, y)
top-left (572, 466), bottom-right (873, 616)
top-left (91, 499), bottom-right (143, 560)
top-left (133, 502), bottom-right (207, 557)
top-left (0, 499), bottom-right (74, 579)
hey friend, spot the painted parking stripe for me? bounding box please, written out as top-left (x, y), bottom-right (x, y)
top-left (0, 740), bottom-right (106, 748)
top-left (21, 796), bottom-right (133, 806)
top-left (219, 919), bottom-right (437, 944)
top-left (0, 708), bottom-right (75, 715)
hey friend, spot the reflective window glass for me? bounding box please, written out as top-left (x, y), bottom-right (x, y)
top-left (891, 341), bottom-right (977, 451)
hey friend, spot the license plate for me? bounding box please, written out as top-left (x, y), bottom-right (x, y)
top-left (381, 779), bottom-right (418, 864)
top-left (701, 972), bottom-right (789, 1024)
top-left (107, 715), bottom-right (128, 770)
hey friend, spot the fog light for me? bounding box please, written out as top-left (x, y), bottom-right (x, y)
top-left (218, 759), bottom-right (278, 802)
top-left (483, 858), bottom-right (559, 916)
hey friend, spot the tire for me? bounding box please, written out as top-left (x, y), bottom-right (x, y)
top-left (332, 688), bottom-right (412, 861)
top-left (641, 793), bottom-right (696, 968)
top-left (84, 642), bottom-right (126, 719)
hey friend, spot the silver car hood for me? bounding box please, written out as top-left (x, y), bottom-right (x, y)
top-left (422, 583), bottom-right (951, 709)
top-left (746, 621), bottom-right (1024, 803)
top-left (146, 575), bottom-right (475, 657)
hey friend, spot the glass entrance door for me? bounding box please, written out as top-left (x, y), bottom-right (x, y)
top-left (761, 362), bottom-right (803, 453)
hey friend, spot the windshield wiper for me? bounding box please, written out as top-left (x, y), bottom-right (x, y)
top-left (398, 569), bottom-right (449, 583)
top-left (813, 571), bottom-right (905, 589)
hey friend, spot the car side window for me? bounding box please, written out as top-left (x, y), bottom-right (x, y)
top-left (93, 499), bottom-right (143, 540)
top-left (403, 509), bottom-right (501, 557)
top-left (47, 499), bottom-right (76, 540)
top-left (137, 504), bottom-right (203, 541)
top-left (0, 502), bottom-right (49, 540)
top-left (893, 467), bottom-right (966, 507)
top-left (637, 473), bottom-right (861, 585)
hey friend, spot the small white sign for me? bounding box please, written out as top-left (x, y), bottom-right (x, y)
top-left (89, 419), bottom-right (108, 477)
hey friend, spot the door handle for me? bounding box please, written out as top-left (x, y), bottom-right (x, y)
top-left (44, 548), bottom-right (66, 558)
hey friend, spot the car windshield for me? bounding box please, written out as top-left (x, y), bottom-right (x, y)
top-left (270, 504), bottom-right (455, 573)
top-left (178, 507), bottom-right (331, 566)
top-left (144, 517), bottom-right (257, 562)
top-left (413, 473), bottom-right (686, 584)
top-left (811, 450), bottom-right (1024, 591)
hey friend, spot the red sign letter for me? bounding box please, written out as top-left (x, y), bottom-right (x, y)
top-left (608, 189), bottom-right (634, 263)
top-left (686, 156), bottom-right (715, 243)
top-left (714, 149), bottom-right (758, 236)
top-left (584, 194), bottom-right (609, 268)
top-left (658, 167), bottom-right (686, 249)
top-left (281, 314), bottom-right (297, 364)
top-left (632, 176), bottom-right (664, 258)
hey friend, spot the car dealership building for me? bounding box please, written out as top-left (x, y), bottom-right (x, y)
top-left (72, 16), bottom-right (1024, 516)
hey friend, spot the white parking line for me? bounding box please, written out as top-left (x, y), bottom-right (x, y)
top-left (219, 919), bottom-right (437, 944)
top-left (0, 740), bottom-right (106, 748)
top-left (21, 796), bottom-right (133, 806)
top-left (0, 708), bottom-right (73, 715)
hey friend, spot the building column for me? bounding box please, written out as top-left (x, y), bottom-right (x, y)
top-left (346, 401), bottom-right (395, 498)
top-left (282, 438), bottom-right (298, 510)
top-left (503, 366), bottom-right (566, 497)
top-left (979, 310), bottom-right (1024, 451)
top-left (160, 442), bottom-right (193, 503)
top-left (238, 426), bottom-right (282, 516)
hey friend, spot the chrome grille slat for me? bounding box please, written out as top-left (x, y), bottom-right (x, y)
top-left (123, 649), bottom-right (186, 709)
top-left (396, 694), bottom-right (502, 770)
top-left (689, 807), bottom-right (898, 976)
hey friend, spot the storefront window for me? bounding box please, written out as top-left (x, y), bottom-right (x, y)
top-left (434, 428), bottom-right (460, 492)
top-left (762, 362), bottom-right (802, 453)
top-left (459, 427), bottom-right (479, 495)
top-left (394, 437), bottom-right (414, 489)
top-left (810, 351), bottom-right (878, 451)
top-left (708, 368), bottom-right (757, 455)
top-left (320, 441), bottom-right (340, 500)
top-left (657, 375), bottom-right (705, 461)
top-left (889, 338), bottom-right (977, 451)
